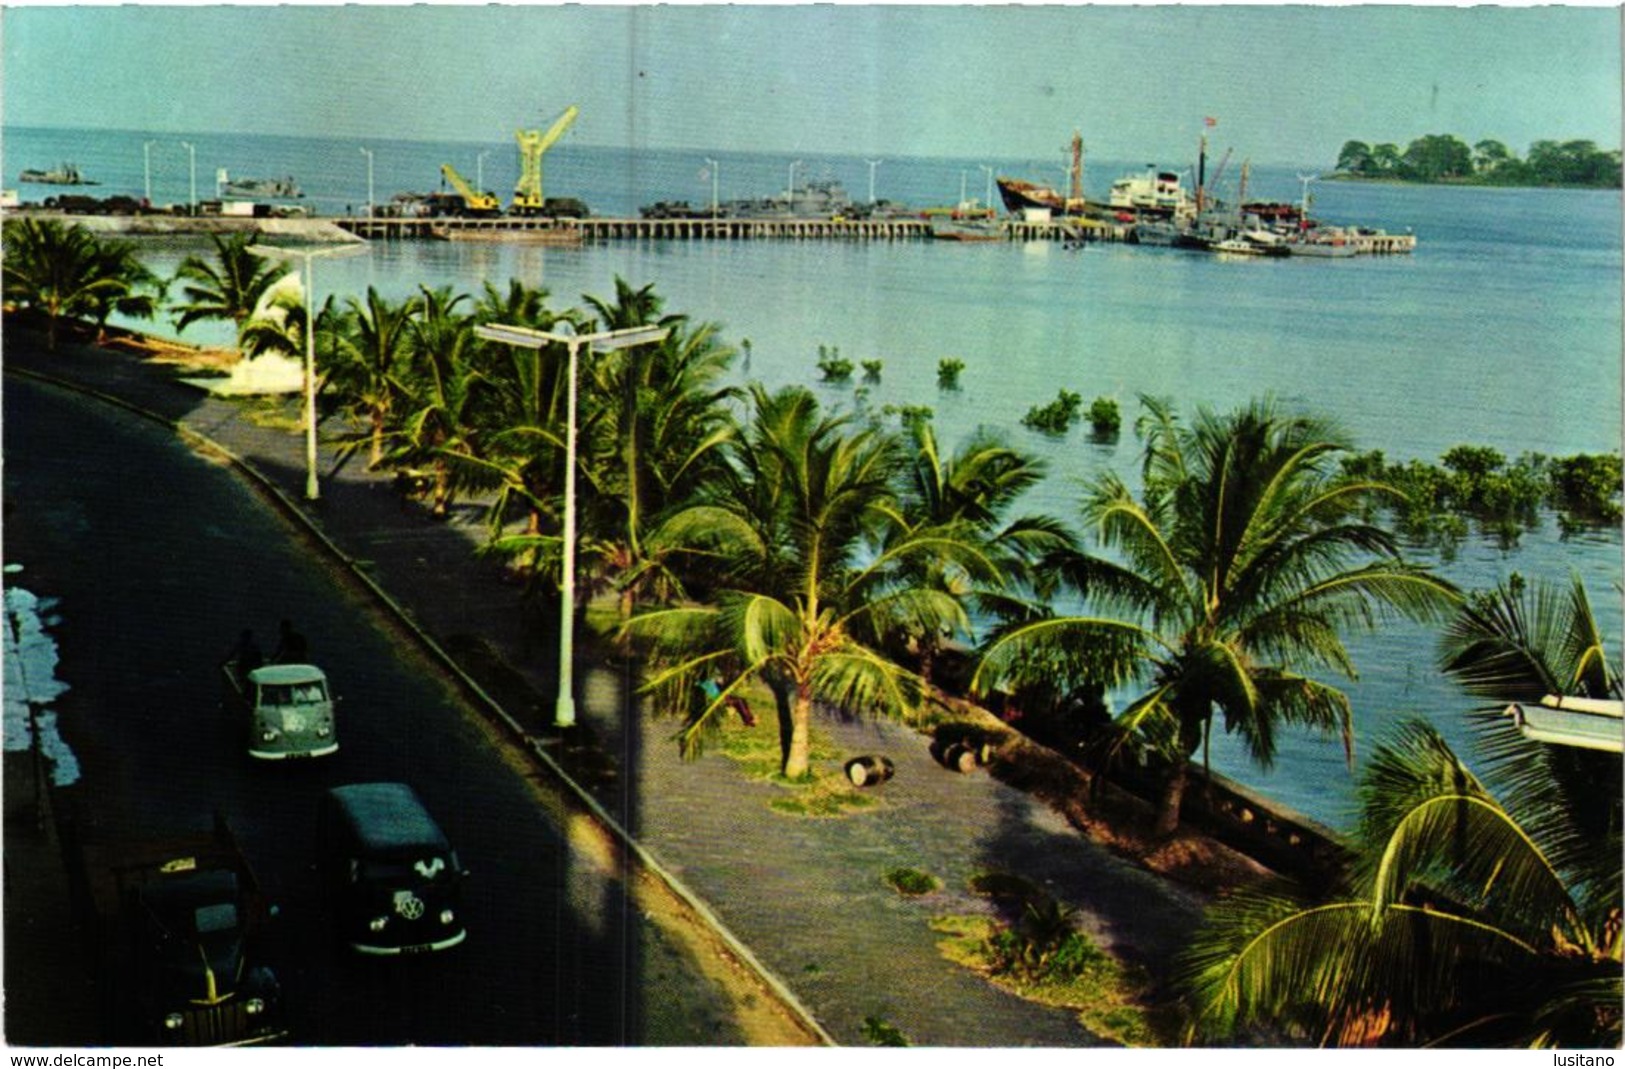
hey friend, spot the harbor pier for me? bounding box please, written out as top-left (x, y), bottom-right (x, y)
top-left (339, 215), bottom-right (940, 242)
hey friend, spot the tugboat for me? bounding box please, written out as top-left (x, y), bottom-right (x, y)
top-left (19, 163), bottom-right (96, 185)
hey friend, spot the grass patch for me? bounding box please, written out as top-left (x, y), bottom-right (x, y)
top-left (238, 397), bottom-right (303, 432)
top-left (715, 712), bottom-right (878, 819)
top-left (861, 1015), bottom-right (910, 1047)
top-left (929, 912), bottom-right (1166, 1047)
top-left (884, 867), bottom-right (939, 896)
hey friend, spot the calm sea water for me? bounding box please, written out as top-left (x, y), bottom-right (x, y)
top-left (8, 125), bottom-right (1622, 827)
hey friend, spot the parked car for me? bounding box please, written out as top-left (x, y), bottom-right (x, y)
top-left (318, 783), bottom-right (468, 955)
top-left (74, 814), bottom-right (287, 1045)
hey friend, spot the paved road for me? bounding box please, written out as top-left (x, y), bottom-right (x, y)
top-left (3, 374), bottom-right (736, 1045)
top-left (6, 334), bottom-right (1217, 1048)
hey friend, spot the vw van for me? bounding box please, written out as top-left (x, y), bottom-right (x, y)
top-left (318, 783), bottom-right (467, 955)
top-left (223, 663), bottom-right (338, 760)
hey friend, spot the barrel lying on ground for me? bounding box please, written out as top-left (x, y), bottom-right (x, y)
top-left (845, 755), bottom-right (895, 787)
top-left (931, 733), bottom-right (999, 774)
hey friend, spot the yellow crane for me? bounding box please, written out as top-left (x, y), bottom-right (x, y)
top-left (435, 164), bottom-right (501, 216)
top-left (511, 105), bottom-right (579, 216)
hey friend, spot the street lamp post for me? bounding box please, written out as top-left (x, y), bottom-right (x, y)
top-left (180, 141), bottom-right (196, 213)
top-left (360, 147), bottom-right (375, 217)
top-left (865, 159), bottom-right (883, 204)
top-left (788, 159), bottom-right (803, 204)
top-left (704, 158), bottom-right (719, 216)
top-left (246, 242), bottom-right (367, 501)
top-left (142, 140), bottom-right (158, 203)
top-left (473, 321), bottom-right (671, 729)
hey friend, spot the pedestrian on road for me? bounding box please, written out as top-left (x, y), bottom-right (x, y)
top-left (227, 629), bottom-right (263, 684)
top-left (274, 618), bottom-right (309, 663)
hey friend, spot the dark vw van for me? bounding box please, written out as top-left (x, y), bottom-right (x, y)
top-left (319, 783), bottom-right (467, 955)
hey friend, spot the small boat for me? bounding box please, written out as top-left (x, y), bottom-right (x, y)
top-left (217, 170), bottom-right (303, 199)
top-left (1212, 238), bottom-right (1266, 256)
top-left (19, 163), bottom-right (96, 185)
top-left (429, 226), bottom-right (584, 246)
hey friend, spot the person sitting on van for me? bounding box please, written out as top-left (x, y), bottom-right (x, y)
top-left (228, 629), bottom-right (263, 686)
top-left (273, 619), bottom-right (309, 664)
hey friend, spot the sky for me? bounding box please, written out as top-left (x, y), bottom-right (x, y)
top-left (2, 4), bottom-right (1621, 167)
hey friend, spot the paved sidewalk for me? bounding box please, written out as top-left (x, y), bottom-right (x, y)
top-left (8, 337), bottom-right (1211, 1047)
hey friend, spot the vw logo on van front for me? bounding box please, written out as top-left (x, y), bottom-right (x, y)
top-left (393, 890), bottom-right (426, 920)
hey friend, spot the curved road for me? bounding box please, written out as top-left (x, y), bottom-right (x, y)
top-left (4, 374), bottom-right (724, 1045)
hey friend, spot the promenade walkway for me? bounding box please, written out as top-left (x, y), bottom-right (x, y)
top-left (7, 333), bottom-right (1215, 1047)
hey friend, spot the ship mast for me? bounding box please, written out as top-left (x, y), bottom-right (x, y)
top-left (1195, 134), bottom-right (1207, 215)
top-left (1069, 130), bottom-right (1083, 207)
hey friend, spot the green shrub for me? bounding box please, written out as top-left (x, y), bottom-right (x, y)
top-left (1021, 389), bottom-right (1083, 434)
top-left (861, 358), bottom-right (884, 382)
top-left (937, 357), bottom-right (966, 389)
top-left (884, 867), bottom-right (939, 896)
top-left (862, 1016), bottom-right (910, 1047)
top-left (881, 403), bottom-right (933, 432)
top-left (816, 344), bottom-right (853, 382)
top-left (1087, 396), bottom-right (1121, 437)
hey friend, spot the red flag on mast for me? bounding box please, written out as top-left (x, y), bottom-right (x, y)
top-left (1204, 116), bottom-right (1218, 127)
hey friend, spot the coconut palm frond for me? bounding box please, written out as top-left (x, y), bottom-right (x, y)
top-left (1438, 578), bottom-right (1571, 704)
top-left (970, 615), bottom-right (1151, 697)
top-left (1281, 563), bottom-right (1462, 631)
top-left (1185, 886), bottom-right (1545, 1046)
top-left (620, 603), bottom-right (723, 657)
top-left (810, 644), bottom-right (923, 722)
top-left (1358, 722), bottom-right (1582, 946)
top-left (1561, 571), bottom-right (1619, 698)
top-left (717, 592), bottom-right (801, 666)
top-left (1237, 670), bottom-right (1354, 769)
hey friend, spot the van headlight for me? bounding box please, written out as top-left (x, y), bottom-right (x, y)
top-left (317, 724), bottom-right (331, 737)
top-left (369, 916), bottom-right (389, 932)
top-left (244, 998), bottom-right (265, 1016)
top-left (164, 1013), bottom-right (185, 1030)
top-left (260, 729), bottom-right (280, 742)
top-left (440, 909), bottom-right (456, 925)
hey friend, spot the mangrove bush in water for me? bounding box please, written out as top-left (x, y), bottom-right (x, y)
top-left (1340, 445), bottom-right (1623, 554)
top-left (1021, 388), bottom-right (1083, 434)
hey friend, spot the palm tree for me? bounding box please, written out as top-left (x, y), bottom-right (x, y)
top-left (170, 231), bottom-right (290, 338)
top-left (574, 280), bottom-right (739, 616)
top-left (87, 236), bottom-right (165, 344)
top-left (1180, 719), bottom-right (1621, 1047)
top-left (1438, 571), bottom-right (1621, 908)
top-left (326, 286), bottom-right (423, 468)
top-left (889, 420), bottom-right (1070, 687)
top-left (974, 397), bottom-right (1458, 835)
top-left (452, 282), bottom-right (575, 558)
top-left (623, 384), bottom-right (992, 779)
top-left (2, 218), bottom-right (138, 351)
top-left (384, 285), bottom-right (483, 518)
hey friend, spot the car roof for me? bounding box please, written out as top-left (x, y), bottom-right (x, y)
top-left (249, 664), bottom-right (327, 685)
top-left (325, 783), bottom-right (451, 855)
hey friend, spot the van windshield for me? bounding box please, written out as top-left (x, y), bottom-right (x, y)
top-left (261, 682), bottom-right (327, 705)
top-left (363, 855), bottom-right (453, 884)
